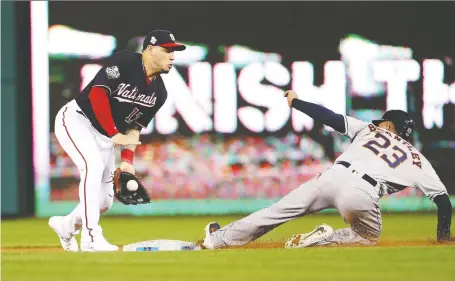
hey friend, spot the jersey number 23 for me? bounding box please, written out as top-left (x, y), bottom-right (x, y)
top-left (363, 132), bottom-right (408, 168)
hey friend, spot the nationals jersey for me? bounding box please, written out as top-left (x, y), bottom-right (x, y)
top-left (76, 50), bottom-right (168, 136)
top-left (334, 116), bottom-right (448, 199)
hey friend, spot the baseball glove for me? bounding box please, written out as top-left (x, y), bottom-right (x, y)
top-left (113, 168), bottom-right (151, 205)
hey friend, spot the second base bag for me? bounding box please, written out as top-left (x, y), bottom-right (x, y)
top-left (122, 239), bottom-right (202, 252)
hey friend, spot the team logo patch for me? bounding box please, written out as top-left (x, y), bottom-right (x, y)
top-left (169, 34), bottom-right (175, 41)
top-left (106, 66), bottom-right (120, 79)
top-left (150, 36), bottom-right (157, 44)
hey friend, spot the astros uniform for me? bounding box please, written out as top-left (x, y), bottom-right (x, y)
top-left (207, 116), bottom-right (449, 247)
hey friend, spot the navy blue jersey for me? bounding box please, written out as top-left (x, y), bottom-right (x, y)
top-left (75, 50), bottom-right (168, 136)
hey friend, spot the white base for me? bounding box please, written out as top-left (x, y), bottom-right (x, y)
top-left (122, 240), bottom-right (202, 252)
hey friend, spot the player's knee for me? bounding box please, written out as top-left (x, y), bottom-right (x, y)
top-left (99, 195), bottom-right (114, 214)
top-left (351, 222), bottom-right (381, 243)
top-left (358, 233), bottom-right (379, 245)
top-left (99, 198), bottom-right (113, 214)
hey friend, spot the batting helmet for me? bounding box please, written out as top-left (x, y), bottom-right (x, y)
top-left (372, 110), bottom-right (415, 140)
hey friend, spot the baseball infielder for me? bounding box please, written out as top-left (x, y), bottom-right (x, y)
top-left (49, 30), bottom-right (186, 252)
top-left (200, 90), bottom-right (453, 249)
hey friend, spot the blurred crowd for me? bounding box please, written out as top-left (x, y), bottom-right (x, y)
top-left (49, 133), bottom-right (423, 200)
top-left (50, 133), bottom-right (331, 200)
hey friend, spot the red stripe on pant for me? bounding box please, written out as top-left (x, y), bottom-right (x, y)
top-left (62, 107), bottom-right (93, 242)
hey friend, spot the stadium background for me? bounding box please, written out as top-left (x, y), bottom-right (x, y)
top-left (2, 2), bottom-right (455, 217)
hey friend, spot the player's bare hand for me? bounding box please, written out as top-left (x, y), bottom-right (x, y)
top-left (111, 133), bottom-right (141, 146)
top-left (284, 90), bottom-right (298, 107)
top-left (120, 161), bottom-right (135, 175)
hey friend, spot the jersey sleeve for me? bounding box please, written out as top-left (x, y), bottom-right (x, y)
top-left (341, 116), bottom-right (369, 141)
top-left (90, 51), bottom-right (133, 94)
top-left (415, 161), bottom-right (448, 200)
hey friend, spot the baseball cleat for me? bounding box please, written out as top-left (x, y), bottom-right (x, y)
top-left (80, 226), bottom-right (119, 252)
top-left (285, 224), bottom-right (334, 248)
top-left (196, 222), bottom-right (220, 250)
top-left (48, 216), bottom-right (79, 252)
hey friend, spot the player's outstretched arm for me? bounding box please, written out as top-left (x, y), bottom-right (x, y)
top-left (433, 194), bottom-right (453, 242)
top-left (284, 90), bottom-right (345, 133)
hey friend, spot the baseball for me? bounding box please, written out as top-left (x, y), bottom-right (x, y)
top-left (126, 180), bottom-right (138, 192)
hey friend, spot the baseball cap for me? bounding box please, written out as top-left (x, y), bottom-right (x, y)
top-left (142, 29), bottom-right (186, 51)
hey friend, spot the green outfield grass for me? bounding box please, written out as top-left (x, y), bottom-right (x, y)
top-left (2, 213), bottom-right (455, 281)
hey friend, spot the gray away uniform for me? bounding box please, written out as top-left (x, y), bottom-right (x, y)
top-left (208, 116), bottom-right (448, 248)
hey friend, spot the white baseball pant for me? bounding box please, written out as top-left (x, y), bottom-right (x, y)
top-left (54, 100), bottom-right (115, 237)
top-left (208, 164), bottom-right (382, 248)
